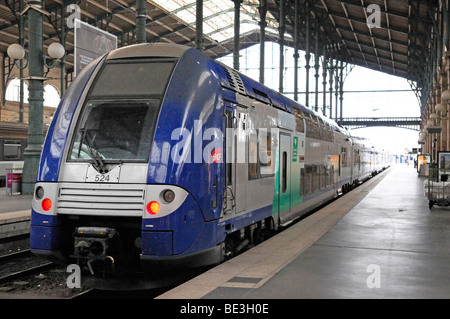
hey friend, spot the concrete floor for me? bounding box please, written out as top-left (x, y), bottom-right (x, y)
top-left (158, 165), bottom-right (450, 299)
top-left (0, 187), bottom-right (32, 214)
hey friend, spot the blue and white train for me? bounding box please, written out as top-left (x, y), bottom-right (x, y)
top-left (30, 43), bottom-right (390, 278)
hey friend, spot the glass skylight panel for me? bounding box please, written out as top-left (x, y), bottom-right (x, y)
top-left (150, 0), bottom-right (276, 44)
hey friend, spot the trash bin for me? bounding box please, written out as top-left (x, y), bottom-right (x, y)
top-left (6, 168), bottom-right (22, 195)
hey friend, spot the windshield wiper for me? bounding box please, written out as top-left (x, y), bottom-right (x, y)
top-left (82, 129), bottom-right (108, 174)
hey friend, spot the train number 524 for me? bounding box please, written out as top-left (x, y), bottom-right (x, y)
top-left (94, 174), bottom-right (110, 182)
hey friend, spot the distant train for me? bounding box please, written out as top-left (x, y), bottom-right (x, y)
top-left (30, 43), bottom-right (390, 279)
top-left (0, 122), bottom-right (28, 188)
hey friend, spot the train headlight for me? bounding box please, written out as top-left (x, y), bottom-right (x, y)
top-left (146, 201), bottom-right (160, 215)
top-left (35, 186), bottom-right (44, 200)
top-left (42, 198), bottom-right (52, 212)
top-left (162, 189), bottom-right (175, 203)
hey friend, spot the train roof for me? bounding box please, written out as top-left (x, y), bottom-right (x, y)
top-left (106, 43), bottom-right (190, 60)
top-left (102, 43), bottom-right (349, 136)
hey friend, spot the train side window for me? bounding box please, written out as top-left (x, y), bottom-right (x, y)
top-left (312, 166), bottom-right (319, 192)
top-left (317, 118), bottom-right (324, 140)
top-left (354, 149), bottom-right (360, 164)
top-left (341, 147), bottom-right (348, 166)
top-left (259, 129), bottom-right (273, 176)
top-left (300, 168), bottom-right (304, 196)
top-left (326, 123), bottom-right (334, 142)
top-left (282, 151), bottom-right (287, 193)
top-left (304, 166), bottom-right (312, 195)
top-left (294, 108), bottom-right (304, 133)
top-left (248, 133), bottom-right (259, 180)
top-left (304, 113), bottom-right (314, 138)
top-left (311, 116), bottom-right (320, 139)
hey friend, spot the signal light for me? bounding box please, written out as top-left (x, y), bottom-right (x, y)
top-left (42, 198), bottom-right (52, 211)
top-left (162, 189), bottom-right (175, 203)
top-left (147, 201), bottom-right (160, 215)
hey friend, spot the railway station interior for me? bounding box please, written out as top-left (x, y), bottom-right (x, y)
top-left (0, 0), bottom-right (449, 301)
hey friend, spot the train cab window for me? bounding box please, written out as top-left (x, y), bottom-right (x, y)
top-left (294, 108), bottom-right (305, 133)
top-left (69, 99), bottom-right (159, 162)
top-left (248, 133), bottom-right (259, 179)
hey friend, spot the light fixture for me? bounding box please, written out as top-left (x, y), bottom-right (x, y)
top-left (7, 43), bottom-right (25, 60)
top-left (6, 42), bottom-right (65, 71)
top-left (435, 103), bottom-right (446, 113)
top-left (442, 89), bottom-right (450, 102)
top-left (47, 42), bottom-right (65, 59)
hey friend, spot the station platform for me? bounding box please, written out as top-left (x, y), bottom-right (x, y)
top-left (0, 189), bottom-right (32, 240)
top-left (157, 164), bottom-right (450, 299)
top-left (0, 188), bottom-right (32, 214)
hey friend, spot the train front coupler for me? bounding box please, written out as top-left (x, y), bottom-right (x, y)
top-left (71, 227), bottom-right (120, 275)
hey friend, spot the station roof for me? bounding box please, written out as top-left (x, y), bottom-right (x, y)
top-left (0, 0), bottom-right (441, 93)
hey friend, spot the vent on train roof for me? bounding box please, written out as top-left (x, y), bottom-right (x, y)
top-left (221, 65), bottom-right (246, 95)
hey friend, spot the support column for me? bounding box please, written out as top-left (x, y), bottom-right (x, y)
top-left (339, 60), bottom-right (344, 125)
top-left (233, 0), bottom-right (241, 70)
top-left (322, 49), bottom-right (327, 116)
top-left (438, 70), bottom-right (448, 152)
top-left (314, 21), bottom-right (319, 112)
top-left (305, 1), bottom-right (311, 108)
top-left (60, 1), bottom-right (66, 96)
top-left (435, 84), bottom-right (442, 153)
top-left (334, 61), bottom-right (339, 122)
top-left (259, 0), bottom-right (267, 84)
top-left (329, 58), bottom-right (334, 120)
top-left (136, 0), bottom-right (146, 44)
top-left (279, 0), bottom-right (285, 93)
top-left (293, 0), bottom-right (299, 101)
top-left (196, 0), bottom-right (203, 51)
top-left (22, 0), bottom-right (45, 194)
top-left (19, 0), bottom-right (25, 123)
top-left (446, 52), bottom-right (450, 151)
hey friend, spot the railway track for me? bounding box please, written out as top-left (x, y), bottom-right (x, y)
top-left (0, 249), bottom-right (55, 286)
top-left (0, 244), bottom-right (92, 298)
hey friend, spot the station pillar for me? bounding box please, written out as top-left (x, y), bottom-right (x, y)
top-left (21, 0), bottom-right (45, 194)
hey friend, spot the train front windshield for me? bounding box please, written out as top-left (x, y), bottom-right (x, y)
top-left (68, 59), bottom-right (176, 163)
top-left (69, 100), bottom-right (159, 161)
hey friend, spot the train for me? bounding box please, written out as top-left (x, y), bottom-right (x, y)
top-left (0, 122), bottom-right (28, 188)
top-left (30, 43), bottom-right (390, 281)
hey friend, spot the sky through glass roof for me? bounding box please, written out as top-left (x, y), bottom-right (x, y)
top-left (150, 0), bottom-right (278, 44)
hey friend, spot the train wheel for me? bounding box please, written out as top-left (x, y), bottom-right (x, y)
top-left (224, 236), bottom-right (236, 259)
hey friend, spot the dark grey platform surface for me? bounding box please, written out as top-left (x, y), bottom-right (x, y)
top-left (158, 165), bottom-right (450, 299)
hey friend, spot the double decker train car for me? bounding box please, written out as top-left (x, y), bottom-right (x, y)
top-left (30, 43), bottom-right (389, 280)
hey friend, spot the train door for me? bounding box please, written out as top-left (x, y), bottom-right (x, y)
top-left (278, 133), bottom-right (291, 225)
top-left (223, 106), bottom-right (247, 217)
top-left (224, 108), bottom-right (235, 216)
top-left (235, 106), bottom-right (248, 214)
